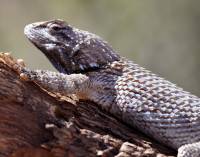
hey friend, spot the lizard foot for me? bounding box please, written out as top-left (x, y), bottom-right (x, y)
top-left (0, 52), bottom-right (33, 82)
top-left (19, 68), bottom-right (38, 82)
top-left (0, 52), bottom-right (25, 74)
top-left (178, 142), bottom-right (200, 157)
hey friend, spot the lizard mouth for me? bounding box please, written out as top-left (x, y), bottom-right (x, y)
top-left (24, 24), bottom-right (36, 41)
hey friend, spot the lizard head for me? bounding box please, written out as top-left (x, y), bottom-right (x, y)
top-left (24, 19), bottom-right (120, 74)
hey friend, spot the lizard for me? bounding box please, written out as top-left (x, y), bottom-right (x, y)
top-left (3, 19), bottom-right (200, 157)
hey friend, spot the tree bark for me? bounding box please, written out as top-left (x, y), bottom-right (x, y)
top-left (0, 53), bottom-right (176, 157)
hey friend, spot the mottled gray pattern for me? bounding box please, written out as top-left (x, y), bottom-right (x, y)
top-left (23, 19), bottom-right (200, 157)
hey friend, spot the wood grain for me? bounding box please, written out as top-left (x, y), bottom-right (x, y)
top-left (0, 53), bottom-right (176, 157)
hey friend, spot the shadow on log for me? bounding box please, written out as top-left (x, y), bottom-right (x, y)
top-left (0, 53), bottom-right (176, 157)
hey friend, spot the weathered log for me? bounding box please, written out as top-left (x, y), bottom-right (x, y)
top-left (0, 53), bottom-right (176, 157)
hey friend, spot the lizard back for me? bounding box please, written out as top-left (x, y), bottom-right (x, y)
top-left (87, 58), bottom-right (200, 149)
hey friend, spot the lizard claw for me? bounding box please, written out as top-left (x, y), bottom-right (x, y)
top-left (18, 67), bottom-right (34, 81)
top-left (0, 52), bottom-right (32, 82)
top-left (0, 52), bottom-right (25, 74)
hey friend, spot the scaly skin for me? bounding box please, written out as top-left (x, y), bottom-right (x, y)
top-left (19, 19), bottom-right (200, 157)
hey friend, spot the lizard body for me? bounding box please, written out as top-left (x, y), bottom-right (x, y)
top-left (22, 19), bottom-right (200, 157)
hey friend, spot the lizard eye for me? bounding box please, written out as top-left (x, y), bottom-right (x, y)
top-left (49, 24), bottom-right (63, 32)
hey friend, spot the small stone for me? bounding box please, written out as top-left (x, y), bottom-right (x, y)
top-left (20, 73), bottom-right (29, 81)
top-left (4, 52), bottom-right (11, 57)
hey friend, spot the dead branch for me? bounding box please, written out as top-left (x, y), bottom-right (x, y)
top-left (0, 53), bottom-right (176, 157)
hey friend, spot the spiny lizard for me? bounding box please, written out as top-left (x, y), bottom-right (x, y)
top-left (11, 19), bottom-right (200, 157)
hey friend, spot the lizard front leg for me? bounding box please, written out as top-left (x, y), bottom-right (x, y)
top-left (19, 68), bottom-right (90, 96)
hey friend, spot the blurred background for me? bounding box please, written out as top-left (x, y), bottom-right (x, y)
top-left (0, 0), bottom-right (199, 96)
